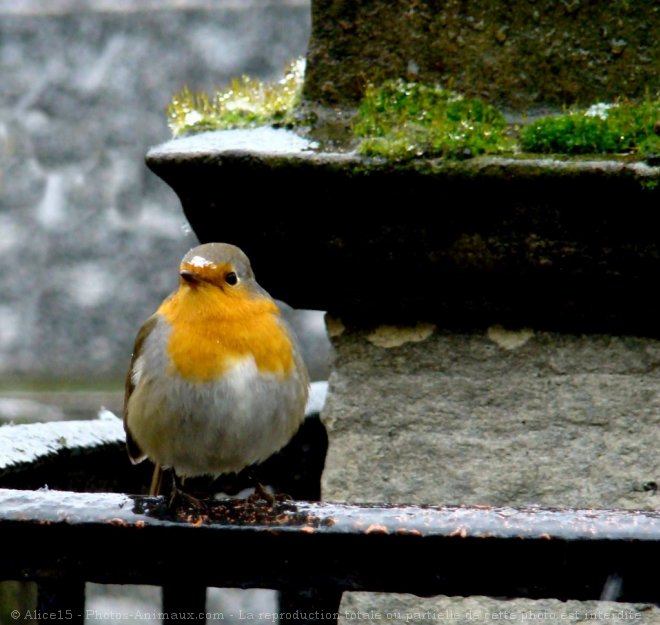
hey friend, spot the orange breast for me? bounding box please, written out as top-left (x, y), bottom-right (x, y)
top-left (158, 285), bottom-right (295, 383)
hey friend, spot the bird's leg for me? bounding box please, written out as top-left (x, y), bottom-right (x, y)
top-left (169, 471), bottom-right (206, 510)
top-left (149, 463), bottom-right (164, 496)
top-left (244, 467), bottom-right (275, 505)
top-left (252, 480), bottom-right (276, 505)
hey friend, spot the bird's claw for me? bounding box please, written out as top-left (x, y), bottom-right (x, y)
top-left (247, 482), bottom-right (293, 506)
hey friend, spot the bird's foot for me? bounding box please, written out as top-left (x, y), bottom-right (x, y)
top-left (247, 482), bottom-right (292, 506)
top-left (169, 486), bottom-right (207, 510)
top-left (247, 481), bottom-right (274, 505)
top-left (169, 473), bottom-right (208, 512)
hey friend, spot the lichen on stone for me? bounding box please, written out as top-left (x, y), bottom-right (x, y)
top-left (487, 325), bottom-right (535, 351)
top-left (366, 323), bottom-right (436, 348)
top-left (167, 58), bottom-right (305, 137)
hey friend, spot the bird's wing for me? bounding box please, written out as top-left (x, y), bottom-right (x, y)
top-left (123, 314), bottom-right (158, 463)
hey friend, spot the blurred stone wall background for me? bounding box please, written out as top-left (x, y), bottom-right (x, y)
top-left (0, 0), bottom-right (321, 419)
top-left (0, 0), bottom-right (315, 620)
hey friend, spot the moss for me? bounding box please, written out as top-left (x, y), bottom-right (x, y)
top-left (520, 97), bottom-right (660, 156)
top-left (166, 65), bottom-right (660, 163)
top-left (352, 80), bottom-right (660, 160)
top-left (167, 58), bottom-right (304, 137)
top-left (353, 79), bottom-right (514, 160)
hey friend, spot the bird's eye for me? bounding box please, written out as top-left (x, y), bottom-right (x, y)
top-left (225, 272), bottom-right (238, 286)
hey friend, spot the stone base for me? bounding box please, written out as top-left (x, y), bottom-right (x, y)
top-left (339, 593), bottom-right (660, 625)
top-left (323, 324), bottom-right (660, 621)
top-left (321, 323), bottom-right (660, 509)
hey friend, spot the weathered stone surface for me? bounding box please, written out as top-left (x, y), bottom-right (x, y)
top-left (325, 325), bottom-right (660, 622)
top-left (304, 0), bottom-right (660, 111)
top-left (339, 593), bottom-right (660, 625)
top-left (322, 325), bottom-right (660, 510)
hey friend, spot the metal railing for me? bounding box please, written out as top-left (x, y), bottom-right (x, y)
top-left (1, 389), bottom-right (659, 624)
top-left (1, 489), bottom-right (660, 624)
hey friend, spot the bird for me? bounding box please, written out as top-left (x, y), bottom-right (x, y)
top-left (123, 242), bottom-right (309, 503)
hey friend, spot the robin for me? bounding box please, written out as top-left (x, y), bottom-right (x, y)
top-left (123, 242), bottom-right (309, 502)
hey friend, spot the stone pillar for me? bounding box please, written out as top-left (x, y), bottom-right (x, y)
top-left (304, 0), bottom-right (660, 110)
top-left (321, 314), bottom-right (660, 625)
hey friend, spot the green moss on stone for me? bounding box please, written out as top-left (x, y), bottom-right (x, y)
top-left (520, 97), bottom-right (660, 156)
top-left (166, 64), bottom-right (660, 163)
top-left (167, 59), bottom-right (304, 137)
top-left (352, 80), bottom-right (660, 160)
top-left (353, 80), bottom-right (513, 160)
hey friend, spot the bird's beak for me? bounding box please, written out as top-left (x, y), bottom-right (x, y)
top-left (180, 270), bottom-right (202, 285)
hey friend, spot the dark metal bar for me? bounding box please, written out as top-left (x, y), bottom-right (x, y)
top-left (162, 583), bottom-right (206, 624)
top-left (1, 489), bottom-right (659, 604)
top-left (279, 587), bottom-right (344, 625)
top-left (36, 579), bottom-right (85, 625)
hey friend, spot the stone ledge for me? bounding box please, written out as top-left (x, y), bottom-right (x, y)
top-left (147, 129), bottom-right (660, 334)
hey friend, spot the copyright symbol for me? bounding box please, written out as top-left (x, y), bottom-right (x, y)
top-left (11, 610), bottom-right (20, 620)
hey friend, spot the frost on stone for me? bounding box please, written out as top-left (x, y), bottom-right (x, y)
top-left (585, 102), bottom-right (618, 120)
top-left (0, 408), bottom-right (124, 470)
